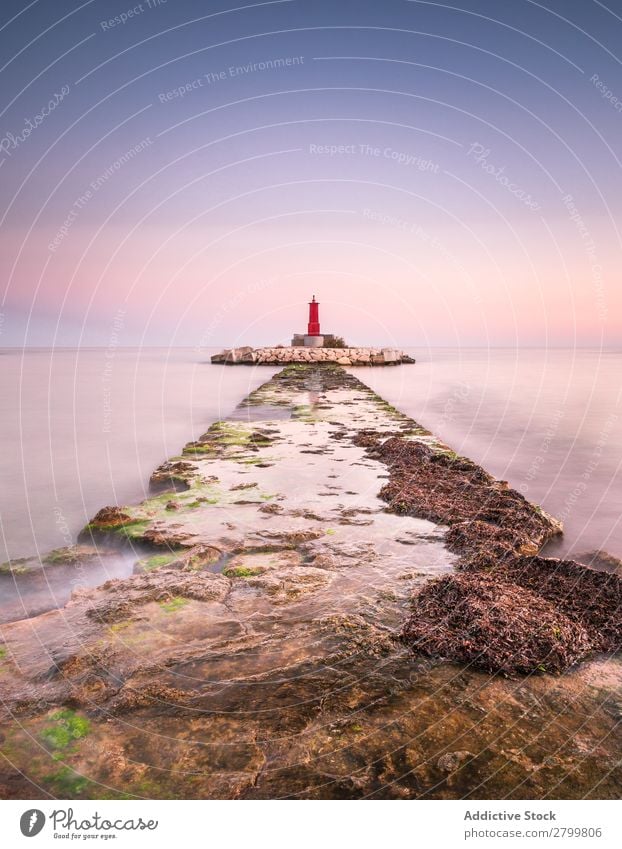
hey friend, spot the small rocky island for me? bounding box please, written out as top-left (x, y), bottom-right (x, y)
top-left (0, 364), bottom-right (621, 800)
top-left (211, 296), bottom-right (415, 365)
top-left (211, 345), bottom-right (415, 365)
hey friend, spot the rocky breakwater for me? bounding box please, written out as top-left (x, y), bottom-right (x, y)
top-left (0, 364), bottom-right (621, 801)
top-left (211, 345), bottom-right (415, 365)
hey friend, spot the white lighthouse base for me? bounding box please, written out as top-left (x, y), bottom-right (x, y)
top-left (303, 335), bottom-right (324, 347)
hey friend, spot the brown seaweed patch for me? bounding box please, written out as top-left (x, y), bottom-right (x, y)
top-left (402, 573), bottom-right (592, 676)
top-left (499, 556), bottom-right (622, 653)
top-left (258, 503), bottom-right (284, 515)
top-left (355, 428), bottom-right (618, 677)
top-left (367, 436), bottom-right (561, 557)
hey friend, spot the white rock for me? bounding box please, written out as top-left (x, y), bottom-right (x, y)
top-left (382, 348), bottom-right (400, 363)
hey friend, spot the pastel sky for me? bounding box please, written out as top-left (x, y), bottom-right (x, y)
top-left (0, 0), bottom-right (621, 347)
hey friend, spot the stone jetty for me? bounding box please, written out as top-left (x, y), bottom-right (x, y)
top-left (0, 364), bottom-right (621, 800)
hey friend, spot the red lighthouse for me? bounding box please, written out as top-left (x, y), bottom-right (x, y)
top-left (307, 295), bottom-right (321, 336)
top-left (290, 295), bottom-right (325, 347)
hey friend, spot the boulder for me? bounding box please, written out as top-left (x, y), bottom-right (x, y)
top-left (89, 506), bottom-right (131, 528)
top-left (220, 346), bottom-right (253, 364)
top-left (337, 357), bottom-right (351, 365)
top-left (382, 348), bottom-right (400, 364)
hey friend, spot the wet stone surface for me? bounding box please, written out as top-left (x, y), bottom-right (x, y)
top-left (0, 364), bottom-right (620, 800)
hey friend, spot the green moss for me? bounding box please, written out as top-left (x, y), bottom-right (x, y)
top-left (292, 404), bottom-right (315, 421)
top-left (220, 436), bottom-right (249, 447)
top-left (99, 789), bottom-right (136, 801)
top-left (376, 399), bottom-right (400, 415)
top-left (43, 548), bottom-right (80, 565)
top-left (182, 444), bottom-right (217, 456)
top-left (137, 552), bottom-right (180, 572)
top-left (83, 516), bottom-right (149, 541)
top-left (259, 493), bottom-right (277, 501)
top-left (280, 363), bottom-right (309, 375)
top-left (114, 520), bottom-right (150, 540)
top-left (148, 491), bottom-right (187, 505)
top-left (0, 559), bottom-right (30, 574)
top-left (43, 550), bottom-right (64, 564)
top-left (171, 483), bottom-right (223, 507)
top-left (223, 566), bottom-right (264, 578)
top-left (46, 766), bottom-right (91, 796)
top-left (0, 646), bottom-right (7, 661)
top-left (128, 777), bottom-right (165, 798)
top-left (40, 709), bottom-right (90, 751)
top-left (159, 596), bottom-right (189, 613)
top-left (206, 421), bottom-right (255, 448)
top-left (325, 529), bottom-right (336, 535)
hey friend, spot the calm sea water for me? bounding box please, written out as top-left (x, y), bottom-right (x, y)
top-left (357, 348), bottom-right (622, 562)
top-left (0, 347), bottom-right (620, 565)
top-left (0, 348), bottom-right (276, 563)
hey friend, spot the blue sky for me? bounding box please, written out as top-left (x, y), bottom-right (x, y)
top-left (1, 0), bottom-right (621, 347)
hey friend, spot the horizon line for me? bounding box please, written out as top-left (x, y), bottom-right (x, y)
top-left (2, 345), bottom-right (622, 352)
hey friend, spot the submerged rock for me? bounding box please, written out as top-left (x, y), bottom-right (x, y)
top-left (577, 549), bottom-right (622, 573)
top-left (83, 570), bottom-right (230, 623)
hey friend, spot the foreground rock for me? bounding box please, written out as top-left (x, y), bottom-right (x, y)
top-left (0, 364), bottom-right (620, 800)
